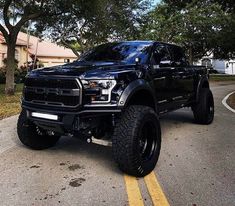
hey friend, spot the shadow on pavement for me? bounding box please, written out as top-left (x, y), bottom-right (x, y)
top-left (160, 109), bottom-right (195, 125)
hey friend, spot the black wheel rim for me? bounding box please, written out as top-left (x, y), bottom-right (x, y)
top-left (138, 121), bottom-right (157, 161)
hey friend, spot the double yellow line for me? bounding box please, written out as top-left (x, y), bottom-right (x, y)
top-left (124, 172), bottom-right (170, 206)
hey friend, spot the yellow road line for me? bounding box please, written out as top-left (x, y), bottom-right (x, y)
top-left (124, 175), bottom-right (144, 206)
top-left (144, 171), bottom-right (170, 206)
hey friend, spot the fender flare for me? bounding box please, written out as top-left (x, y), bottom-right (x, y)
top-left (117, 79), bottom-right (158, 111)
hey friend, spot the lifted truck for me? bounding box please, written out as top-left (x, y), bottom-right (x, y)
top-left (17, 41), bottom-right (214, 177)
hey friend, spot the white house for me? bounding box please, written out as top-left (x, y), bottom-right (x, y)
top-left (212, 59), bottom-right (235, 74)
top-left (196, 57), bottom-right (235, 75)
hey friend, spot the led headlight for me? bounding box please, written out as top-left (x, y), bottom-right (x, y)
top-left (82, 79), bottom-right (117, 103)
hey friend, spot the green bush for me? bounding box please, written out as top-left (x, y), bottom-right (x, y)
top-left (0, 69), bottom-right (5, 84)
top-left (15, 69), bottom-right (28, 83)
top-left (0, 58), bottom-right (27, 84)
top-left (0, 67), bottom-right (6, 84)
top-left (0, 67), bottom-right (27, 84)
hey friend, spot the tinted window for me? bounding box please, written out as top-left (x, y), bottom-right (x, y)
top-left (79, 42), bottom-right (152, 64)
top-left (152, 44), bottom-right (171, 65)
top-left (168, 45), bottom-right (187, 66)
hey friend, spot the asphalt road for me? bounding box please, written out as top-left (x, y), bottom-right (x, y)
top-left (0, 82), bottom-right (234, 206)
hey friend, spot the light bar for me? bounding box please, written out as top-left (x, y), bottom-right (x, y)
top-left (31, 112), bottom-right (58, 121)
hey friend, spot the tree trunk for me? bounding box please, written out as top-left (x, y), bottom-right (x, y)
top-left (5, 34), bottom-right (17, 95)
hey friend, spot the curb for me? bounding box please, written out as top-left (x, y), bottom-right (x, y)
top-left (222, 91), bottom-right (235, 113)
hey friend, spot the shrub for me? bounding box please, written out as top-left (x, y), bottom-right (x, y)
top-left (0, 66), bottom-right (27, 84)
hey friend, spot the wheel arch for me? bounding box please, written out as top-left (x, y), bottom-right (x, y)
top-left (118, 79), bottom-right (158, 112)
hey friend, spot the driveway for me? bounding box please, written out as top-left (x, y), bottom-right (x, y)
top-left (0, 82), bottom-right (234, 206)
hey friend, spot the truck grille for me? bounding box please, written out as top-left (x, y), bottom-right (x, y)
top-left (24, 78), bottom-right (82, 108)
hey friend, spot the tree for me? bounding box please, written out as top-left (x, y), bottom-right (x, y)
top-left (0, 0), bottom-right (70, 95)
top-left (150, 0), bottom-right (235, 62)
top-left (35, 0), bottom-right (151, 55)
top-left (164, 0), bottom-right (235, 12)
top-left (140, 1), bottom-right (232, 63)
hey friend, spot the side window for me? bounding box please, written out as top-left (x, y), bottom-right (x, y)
top-left (151, 44), bottom-right (171, 66)
top-left (168, 45), bottom-right (187, 66)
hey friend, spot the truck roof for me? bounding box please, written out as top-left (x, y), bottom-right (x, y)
top-left (116, 40), bottom-right (180, 48)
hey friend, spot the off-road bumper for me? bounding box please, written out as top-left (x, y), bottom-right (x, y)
top-left (23, 104), bottom-right (122, 135)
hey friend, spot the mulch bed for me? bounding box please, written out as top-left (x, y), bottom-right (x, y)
top-left (227, 92), bottom-right (235, 110)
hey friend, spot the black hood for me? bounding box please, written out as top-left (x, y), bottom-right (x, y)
top-left (29, 61), bottom-right (137, 79)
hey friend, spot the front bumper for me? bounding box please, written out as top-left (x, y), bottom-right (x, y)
top-left (23, 104), bottom-right (122, 135)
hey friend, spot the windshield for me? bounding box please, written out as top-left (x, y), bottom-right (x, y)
top-left (79, 42), bottom-right (152, 64)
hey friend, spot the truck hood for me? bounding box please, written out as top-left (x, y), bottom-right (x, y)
top-left (29, 61), bottom-right (137, 79)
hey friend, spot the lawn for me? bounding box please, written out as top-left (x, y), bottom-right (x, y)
top-left (210, 74), bottom-right (235, 82)
top-left (0, 84), bottom-right (23, 120)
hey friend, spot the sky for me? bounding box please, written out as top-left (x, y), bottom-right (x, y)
top-left (153, 0), bottom-right (161, 5)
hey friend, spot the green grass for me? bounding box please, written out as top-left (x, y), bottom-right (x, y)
top-left (0, 84), bottom-right (23, 120)
top-left (210, 74), bottom-right (235, 82)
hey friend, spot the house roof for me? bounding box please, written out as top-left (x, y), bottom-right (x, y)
top-left (0, 32), bottom-right (77, 58)
top-left (0, 32), bottom-right (32, 46)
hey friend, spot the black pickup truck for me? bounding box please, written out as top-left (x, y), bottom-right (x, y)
top-left (17, 41), bottom-right (214, 177)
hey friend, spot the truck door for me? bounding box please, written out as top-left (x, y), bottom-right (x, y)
top-left (167, 45), bottom-right (194, 102)
top-left (150, 43), bottom-right (177, 112)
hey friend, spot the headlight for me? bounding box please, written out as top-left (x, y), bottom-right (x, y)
top-left (81, 79), bottom-right (117, 103)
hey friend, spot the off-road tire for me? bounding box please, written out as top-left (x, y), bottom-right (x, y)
top-left (17, 110), bottom-right (61, 150)
top-left (192, 88), bottom-right (214, 124)
top-left (112, 105), bottom-right (161, 177)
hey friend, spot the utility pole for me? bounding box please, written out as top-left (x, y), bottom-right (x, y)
top-left (26, 26), bottom-right (30, 72)
top-left (33, 38), bottom-right (39, 69)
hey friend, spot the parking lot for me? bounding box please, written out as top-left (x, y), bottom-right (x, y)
top-left (0, 82), bottom-right (234, 206)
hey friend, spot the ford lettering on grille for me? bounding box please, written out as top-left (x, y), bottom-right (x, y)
top-left (23, 78), bottom-right (82, 108)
